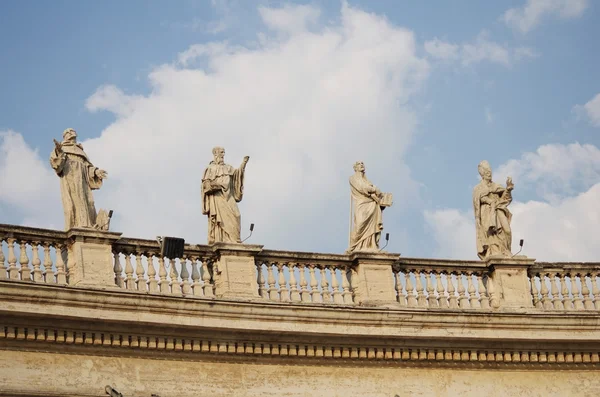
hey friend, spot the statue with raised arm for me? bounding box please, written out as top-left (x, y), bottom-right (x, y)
top-left (347, 161), bottom-right (392, 253)
top-left (473, 160), bottom-right (514, 260)
top-left (201, 147), bottom-right (249, 244)
top-left (49, 128), bottom-right (110, 231)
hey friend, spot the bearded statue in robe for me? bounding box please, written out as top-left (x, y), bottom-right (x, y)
top-left (50, 128), bottom-right (109, 231)
top-left (473, 160), bottom-right (514, 260)
top-left (201, 147), bottom-right (249, 244)
top-left (347, 161), bottom-right (391, 253)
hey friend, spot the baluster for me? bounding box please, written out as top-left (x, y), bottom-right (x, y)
top-left (551, 274), bottom-right (563, 310)
top-left (437, 272), bottom-right (448, 308)
top-left (540, 274), bottom-right (553, 309)
top-left (135, 253), bottom-right (147, 292)
top-left (7, 238), bottom-right (18, 280)
top-left (467, 273), bottom-right (478, 308)
top-left (267, 263), bottom-right (278, 301)
top-left (18, 240), bottom-right (31, 281)
top-left (561, 274), bottom-right (573, 310)
top-left (342, 268), bottom-right (353, 304)
top-left (289, 263), bottom-right (301, 302)
top-left (42, 243), bottom-right (54, 283)
top-left (191, 257), bottom-right (202, 296)
top-left (406, 272), bottom-right (417, 307)
top-left (478, 274), bottom-right (490, 309)
top-left (572, 274), bottom-right (584, 310)
top-left (55, 244), bottom-right (67, 284)
top-left (582, 274), bottom-right (594, 310)
top-left (202, 259), bottom-right (214, 297)
top-left (170, 258), bottom-right (182, 295)
top-left (0, 239), bottom-right (6, 279)
top-left (180, 257), bottom-right (191, 295)
top-left (396, 271), bottom-right (406, 306)
top-left (321, 266), bottom-right (330, 303)
top-left (300, 264), bottom-right (310, 302)
top-left (309, 265), bottom-right (321, 303)
top-left (331, 266), bottom-right (342, 304)
top-left (447, 273), bottom-right (458, 309)
top-left (530, 275), bottom-right (540, 308)
top-left (31, 241), bottom-right (43, 282)
top-left (257, 262), bottom-right (266, 298)
top-left (426, 271), bottom-right (437, 307)
top-left (592, 273), bottom-right (600, 310)
top-left (457, 273), bottom-right (469, 308)
top-left (415, 272), bottom-right (426, 307)
top-left (124, 254), bottom-right (135, 290)
top-left (113, 252), bottom-right (124, 288)
top-left (158, 257), bottom-right (169, 293)
top-left (278, 263), bottom-right (289, 302)
top-left (146, 253), bottom-right (159, 293)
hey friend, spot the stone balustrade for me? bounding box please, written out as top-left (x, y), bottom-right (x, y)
top-left (112, 237), bottom-right (215, 297)
top-left (0, 224), bottom-right (69, 284)
top-left (529, 262), bottom-right (600, 311)
top-left (255, 250), bottom-right (355, 304)
top-left (393, 258), bottom-right (499, 309)
top-left (1, 223), bottom-right (600, 312)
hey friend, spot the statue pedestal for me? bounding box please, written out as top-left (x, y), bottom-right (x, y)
top-left (67, 228), bottom-right (122, 288)
top-left (350, 251), bottom-right (400, 306)
top-left (212, 243), bottom-right (263, 299)
top-left (487, 256), bottom-right (535, 309)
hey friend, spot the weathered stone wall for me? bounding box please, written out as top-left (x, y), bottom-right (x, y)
top-left (1, 349), bottom-right (599, 397)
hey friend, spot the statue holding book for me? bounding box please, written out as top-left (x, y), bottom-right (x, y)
top-left (201, 147), bottom-right (249, 244)
top-left (347, 161), bottom-right (392, 253)
top-left (50, 128), bottom-right (111, 231)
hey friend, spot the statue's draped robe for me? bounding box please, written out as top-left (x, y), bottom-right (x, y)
top-left (202, 161), bottom-right (245, 244)
top-left (348, 174), bottom-right (383, 252)
top-left (473, 181), bottom-right (512, 260)
top-left (49, 142), bottom-right (103, 230)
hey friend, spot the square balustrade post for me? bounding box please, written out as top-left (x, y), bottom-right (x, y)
top-left (66, 228), bottom-right (122, 288)
top-left (212, 243), bottom-right (263, 299)
top-left (487, 256), bottom-right (535, 309)
top-left (350, 252), bottom-right (400, 306)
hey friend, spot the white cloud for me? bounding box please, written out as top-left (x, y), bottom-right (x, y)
top-left (1, 4), bottom-right (429, 254)
top-left (573, 93), bottom-right (600, 127)
top-left (424, 32), bottom-right (537, 67)
top-left (496, 143), bottom-right (600, 202)
top-left (425, 143), bottom-right (600, 261)
top-left (502, 0), bottom-right (588, 33)
top-left (258, 4), bottom-right (321, 34)
top-left (0, 131), bottom-right (62, 229)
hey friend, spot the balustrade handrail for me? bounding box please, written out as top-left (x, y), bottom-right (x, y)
top-left (394, 257), bottom-right (487, 272)
top-left (529, 262), bottom-right (600, 275)
top-left (112, 237), bottom-right (213, 259)
top-left (256, 249), bottom-right (353, 267)
top-left (0, 224), bottom-right (68, 243)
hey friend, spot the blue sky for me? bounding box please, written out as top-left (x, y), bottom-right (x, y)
top-left (1, 0), bottom-right (599, 260)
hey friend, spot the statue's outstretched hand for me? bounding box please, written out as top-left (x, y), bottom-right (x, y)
top-left (96, 169), bottom-right (108, 179)
top-left (506, 176), bottom-right (514, 190)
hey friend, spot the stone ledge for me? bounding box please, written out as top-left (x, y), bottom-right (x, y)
top-left (2, 280), bottom-right (600, 344)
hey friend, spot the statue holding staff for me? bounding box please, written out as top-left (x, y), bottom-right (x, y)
top-left (201, 147), bottom-right (249, 244)
top-left (473, 160), bottom-right (514, 259)
top-left (347, 161), bottom-right (392, 253)
top-left (49, 128), bottom-right (110, 230)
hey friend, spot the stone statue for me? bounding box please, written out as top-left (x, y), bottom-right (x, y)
top-left (201, 147), bottom-right (249, 244)
top-left (347, 161), bottom-right (392, 253)
top-left (473, 160), bottom-right (514, 260)
top-left (50, 128), bottom-right (110, 231)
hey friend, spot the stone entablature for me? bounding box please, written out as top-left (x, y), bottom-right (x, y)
top-left (1, 222), bottom-right (600, 396)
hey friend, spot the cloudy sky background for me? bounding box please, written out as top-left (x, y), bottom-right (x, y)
top-left (0, 0), bottom-right (599, 261)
